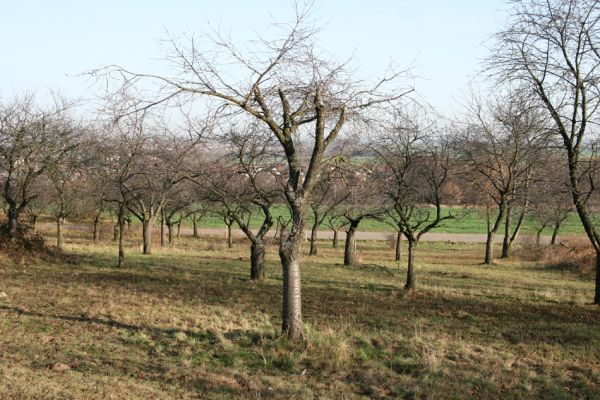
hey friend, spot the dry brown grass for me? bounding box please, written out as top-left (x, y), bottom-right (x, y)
top-left (514, 237), bottom-right (596, 277)
top-left (0, 227), bottom-right (598, 399)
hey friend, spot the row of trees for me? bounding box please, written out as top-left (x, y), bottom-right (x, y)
top-left (1, 0), bottom-right (599, 340)
top-left (0, 89), bottom-right (582, 283)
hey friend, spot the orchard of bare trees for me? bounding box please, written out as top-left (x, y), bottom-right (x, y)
top-left (1, 0), bottom-right (600, 345)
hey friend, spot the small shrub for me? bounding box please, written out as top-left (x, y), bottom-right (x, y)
top-left (514, 237), bottom-right (595, 276)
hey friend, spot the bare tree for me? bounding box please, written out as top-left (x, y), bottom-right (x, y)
top-left (460, 90), bottom-right (545, 264)
top-left (127, 128), bottom-right (200, 254)
top-left (324, 214), bottom-right (346, 249)
top-left (95, 112), bottom-right (148, 267)
top-left (335, 163), bottom-right (386, 266)
top-left (307, 165), bottom-right (349, 256)
top-left (46, 138), bottom-right (88, 250)
top-left (373, 109), bottom-right (456, 290)
top-left (490, 0), bottom-right (600, 303)
top-left (94, 5), bottom-right (412, 338)
top-left (195, 125), bottom-right (282, 279)
top-left (529, 153), bottom-right (574, 245)
top-left (0, 94), bottom-right (79, 238)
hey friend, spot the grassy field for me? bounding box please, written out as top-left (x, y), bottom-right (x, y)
top-left (0, 229), bottom-right (599, 399)
top-left (196, 206), bottom-right (587, 235)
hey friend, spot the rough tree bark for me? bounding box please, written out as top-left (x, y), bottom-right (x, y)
top-left (279, 200), bottom-right (305, 341)
top-left (344, 220), bottom-right (360, 266)
top-left (250, 240), bottom-right (266, 280)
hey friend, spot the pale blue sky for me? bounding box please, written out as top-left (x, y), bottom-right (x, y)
top-left (0, 1), bottom-right (505, 114)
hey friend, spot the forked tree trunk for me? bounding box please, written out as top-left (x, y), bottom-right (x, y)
top-left (405, 240), bottom-right (417, 290)
top-left (250, 240), bottom-right (266, 280)
top-left (536, 225), bottom-right (545, 246)
top-left (485, 204), bottom-right (505, 265)
top-left (93, 214), bottom-right (100, 243)
top-left (167, 223), bottom-right (173, 245)
top-left (279, 202), bottom-right (305, 341)
top-left (31, 215), bottom-right (38, 231)
top-left (56, 216), bottom-right (64, 250)
top-left (395, 230), bottom-right (402, 262)
top-left (309, 221), bottom-right (318, 256)
top-left (177, 221), bottom-right (181, 238)
top-left (332, 229), bottom-right (338, 248)
top-left (344, 221), bottom-right (359, 266)
top-left (142, 219), bottom-right (152, 254)
top-left (551, 221), bottom-right (561, 245)
top-left (118, 207), bottom-right (125, 268)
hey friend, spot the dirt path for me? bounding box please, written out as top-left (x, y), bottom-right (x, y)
top-left (187, 228), bottom-right (549, 244)
top-left (45, 223), bottom-right (551, 244)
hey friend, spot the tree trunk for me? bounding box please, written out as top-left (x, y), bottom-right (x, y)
top-left (536, 225), bottom-right (545, 246)
top-left (160, 214), bottom-right (165, 247)
top-left (484, 203), bottom-right (505, 265)
top-left (344, 222), bottom-right (359, 266)
top-left (596, 252), bottom-right (600, 304)
top-left (226, 223), bottom-right (232, 248)
top-left (93, 214), bottom-right (100, 243)
top-left (279, 202), bottom-right (305, 340)
top-left (113, 223), bottom-right (118, 241)
top-left (309, 221), bottom-right (318, 256)
top-left (250, 240), bottom-right (266, 280)
top-left (177, 221), bottom-right (181, 238)
top-left (126, 218), bottom-right (132, 237)
top-left (118, 207), bottom-right (125, 268)
top-left (405, 240), bottom-right (416, 290)
top-left (192, 216), bottom-right (199, 238)
top-left (56, 216), bottom-right (64, 250)
top-left (6, 207), bottom-right (18, 238)
top-left (31, 215), bottom-right (37, 231)
top-left (167, 223), bottom-right (173, 245)
top-left (501, 208), bottom-right (511, 258)
top-left (142, 219), bottom-right (152, 254)
top-left (551, 221), bottom-right (560, 245)
top-left (485, 231), bottom-right (494, 265)
top-left (395, 230), bottom-right (402, 261)
top-left (332, 229), bottom-right (338, 248)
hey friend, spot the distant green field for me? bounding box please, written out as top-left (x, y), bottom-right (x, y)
top-left (195, 206), bottom-right (586, 236)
